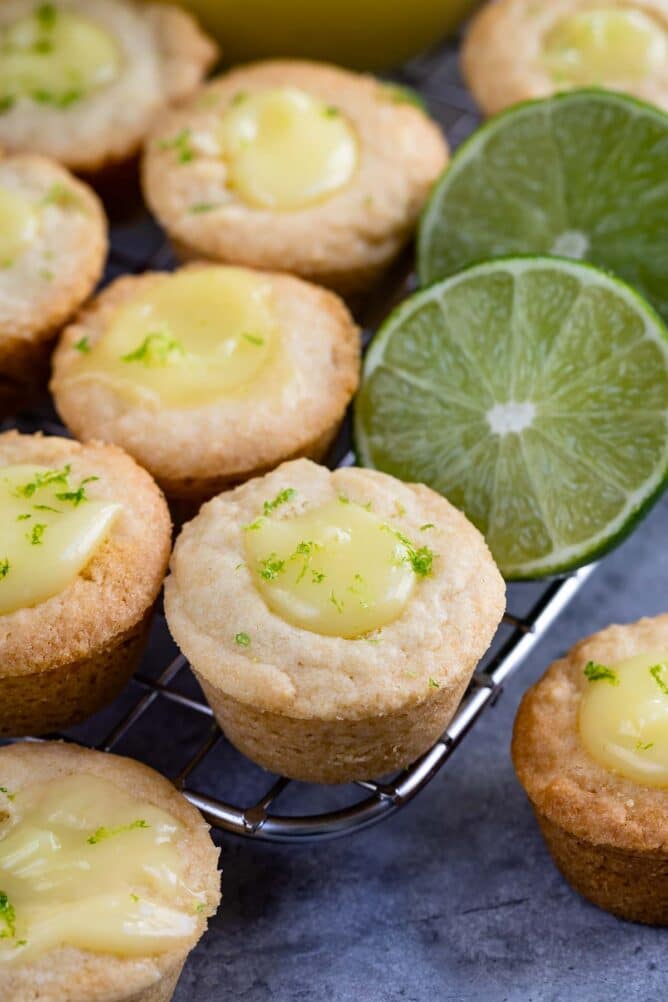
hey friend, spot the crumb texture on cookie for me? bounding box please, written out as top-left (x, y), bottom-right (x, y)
top-left (463, 0), bottom-right (668, 115)
top-left (0, 0), bottom-right (218, 172)
top-left (0, 741), bottom-right (220, 1002)
top-left (142, 60), bottom-right (448, 292)
top-left (51, 266), bottom-right (360, 496)
top-left (513, 614), bottom-right (668, 852)
top-left (165, 459), bottom-right (505, 721)
top-left (198, 670), bottom-right (481, 783)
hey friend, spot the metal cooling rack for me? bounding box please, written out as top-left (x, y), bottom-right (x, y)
top-left (3, 41), bottom-right (598, 842)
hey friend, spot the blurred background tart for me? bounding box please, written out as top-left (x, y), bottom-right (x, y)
top-left (142, 60), bottom-right (448, 295)
top-left (463, 0), bottom-right (668, 116)
top-left (0, 431), bottom-right (171, 736)
top-left (0, 153), bottom-right (106, 417)
top-left (0, 0), bottom-right (218, 174)
top-left (0, 741), bottom-right (220, 1001)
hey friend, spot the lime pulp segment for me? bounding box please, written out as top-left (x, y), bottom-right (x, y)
top-left (418, 90), bottom-right (668, 324)
top-left (354, 257), bottom-right (668, 579)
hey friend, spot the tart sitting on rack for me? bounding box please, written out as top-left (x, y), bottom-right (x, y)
top-left (463, 0), bottom-right (668, 116)
top-left (164, 459), bottom-right (505, 783)
top-left (141, 60), bottom-right (449, 295)
top-left (0, 430), bottom-right (171, 737)
top-left (0, 152), bottom-right (106, 418)
top-left (513, 613), bottom-right (668, 924)
top-left (0, 741), bottom-right (221, 1002)
top-left (0, 0), bottom-right (218, 174)
top-left (50, 263), bottom-right (361, 511)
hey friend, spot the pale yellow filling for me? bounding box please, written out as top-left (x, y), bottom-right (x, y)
top-left (543, 8), bottom-right (668, 84)
top-left (67, 267), bottom-right (285, 408)
top-left (0, 463), bottom-right (121, 616)
top-left (0, 6), bottom-right (121, 108)
top-left (0, 774), bottom-right (204, 963)
top-left (244, 496), bottom-right (433, 638)
top-left (0, 186), bottom-right (39, 266)
top-left (579, 652), bottom-right (668, 787)
top-left (217, 87), bottom-right (358, 210)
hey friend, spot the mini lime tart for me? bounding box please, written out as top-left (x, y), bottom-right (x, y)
top-left (51, 264), bottom-right (361, 509)
top-left (463, 0), bottom-right (668, 116)
top-left (0, 0), bottom-right (217, 174)
top-left (0, 741), bottom-right (220, 1002)
top-left (141, 60), bottom-right (448, 295)
top-left (0, 431), bottom-right (171, 737)
top-left (164, 459), bottom-right (505, 783)
top-left (513, 614), bottom-right (668, 925)
top-left (0, 152), bottom-right (106, 418)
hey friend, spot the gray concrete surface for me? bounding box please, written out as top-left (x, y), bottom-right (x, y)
top-left (173, 496), bottom-right (668, 1002)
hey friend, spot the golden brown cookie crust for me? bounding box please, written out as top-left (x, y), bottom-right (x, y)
top-left (0, 741), bottom-right (221, 1002)
top-left (0, 610), bottom-right (154, 739)
top-left (164, 459), bottom-right (504, 780)
top-left (0, 431), bottom-right (171, 678)
top-left (512, 614), bottom-right (668, 853)
top-left (51, 265), bottom-right (361, 501)
top-left (513, 615), bottom-right (668, 923)
top-left (141, 60), bottom-right (448, 294)
top-left (463, 0), bottom-right (668, 116)
top-left (196, 669), bottom-right (477, 784)
top-left (0, 0), bottom-right (218, 173)
top-left (534, 810), bottom-right (668, 925)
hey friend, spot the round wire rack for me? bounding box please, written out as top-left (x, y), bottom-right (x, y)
top-left (2, 41), bottom-right (597, 842)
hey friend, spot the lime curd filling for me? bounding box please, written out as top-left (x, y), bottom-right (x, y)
top-left (543, 8), bottom-right (668, 85)
top-left (579, 652), bottom-right (668, 787)
top-left (0, 774), bottom-right (204, 963)
top-left (0, 6), bottom-right (121, 109)
top-left (0, 463), bottom-right (121, 616)
top-left (67, 268), bottom-right (285, 408)
top-left (244, 494), bottom-right (435, 638)
top-left (217, 87), bottom-right (359, 210)
top-left (0, 186), bottom-right (39, 265)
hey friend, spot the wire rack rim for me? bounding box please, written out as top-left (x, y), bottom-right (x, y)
top-left (4, 563), bottom-right (597, 843)
top-left (89, 564), bottom-right (597, 842)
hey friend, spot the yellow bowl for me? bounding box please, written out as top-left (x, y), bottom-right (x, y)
top-left (174, 0), bottom-right (479, 71)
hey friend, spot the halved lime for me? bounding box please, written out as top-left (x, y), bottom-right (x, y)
top-left (418, 90), bottom-right (668, 323)
top-left (354, 257), bottom-right (668, 579)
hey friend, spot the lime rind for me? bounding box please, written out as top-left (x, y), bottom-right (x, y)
top-left (417, 89), bottom-right (668, 323)
top-left (355, 256), bottom-right (668, 579)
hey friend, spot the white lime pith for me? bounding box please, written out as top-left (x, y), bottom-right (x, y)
top-left (550, 230), bottom-right (589, 259)
top-left (486, 401), bottom-right (536, 435)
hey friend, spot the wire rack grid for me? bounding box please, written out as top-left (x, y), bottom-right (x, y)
top-left (3, 42), bottom-right (597, 842)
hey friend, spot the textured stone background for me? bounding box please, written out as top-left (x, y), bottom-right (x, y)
top-left (174, 496), bottom-right (667, 1002)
